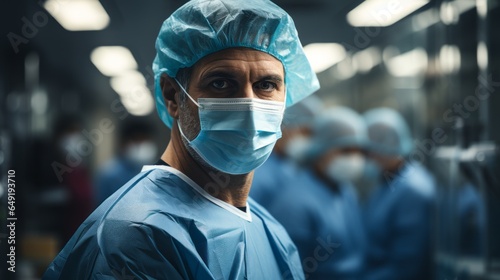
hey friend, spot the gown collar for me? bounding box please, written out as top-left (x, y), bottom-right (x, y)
top-left (141, 165), bottom-right (252, 222)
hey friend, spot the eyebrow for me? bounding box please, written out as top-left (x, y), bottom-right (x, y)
top-left (202, 71), bottom-right (284, 83)
top-left (202, 71), bottom-right (237, 81)
top-left (261, 75), bottom-right (284, 84)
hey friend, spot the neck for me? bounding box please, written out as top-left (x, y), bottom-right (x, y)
top-left (161, 122), bottom-right (252, 208)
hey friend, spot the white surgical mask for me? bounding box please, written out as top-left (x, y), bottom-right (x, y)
top-left (284, 136), bottom-right (310, 162)
top-left (326, 154), bottom-right (365, 183)
top-left (176, 80), bottom-right (285, 175)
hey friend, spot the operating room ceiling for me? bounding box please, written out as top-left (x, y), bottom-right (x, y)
top-left (3, 0), bottom-right (411, 113)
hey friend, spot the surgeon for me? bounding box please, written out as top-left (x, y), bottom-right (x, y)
top-left (264, 107), bottom-right (367, 279)
top-left (250, 95), bottom-right (322, 208)
top-left (43, 0), bottom-right (319, 279)
top-left (362, 108), bottom-right (436, 280)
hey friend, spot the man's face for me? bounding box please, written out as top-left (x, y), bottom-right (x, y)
top-left (179, 48), bottom-right (285, 140)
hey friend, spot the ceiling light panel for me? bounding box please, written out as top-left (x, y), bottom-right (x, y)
top-left (44, 0), bottom-right (110, 31)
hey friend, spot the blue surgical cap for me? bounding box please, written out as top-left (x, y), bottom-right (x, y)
top-left (363, 108), bottom-right (413, 156)
top-left (153, 0), bottom-right (320, 128)
top-left (306, 107), bottom-right (367, 160)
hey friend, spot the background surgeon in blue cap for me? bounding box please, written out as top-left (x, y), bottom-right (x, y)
top-left (262, 107), bottom-right (368, 279)
top-left (43, 0), bottom-right (319, 279)
top-left (362, 108), bottom-right (436, 280)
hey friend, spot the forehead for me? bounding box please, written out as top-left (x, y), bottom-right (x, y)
top-left (190, 48), bottom-right (284, 76)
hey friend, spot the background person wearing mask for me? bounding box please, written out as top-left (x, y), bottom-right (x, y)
top-left (94, 117), bottom-right (157, 206)
top-left (264, 106), bottom-right (367, 279)
top-left (280, 95), bottom-right (324, 164)
top-left (250, 95), bottom-right (322, 208)
top-left (43, 0), bottom-right (319, 279)
top-left (362, 107), bottom-right (436, 280)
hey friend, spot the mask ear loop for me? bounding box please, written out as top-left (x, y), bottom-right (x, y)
top-left (174, 78), bottom-right (202, 108)
top-left (176, 120), bottom-right (192, 143)
top-left (173, 78), bottom-right (201, 142)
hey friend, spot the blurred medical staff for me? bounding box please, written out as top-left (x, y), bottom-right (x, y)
top-left (264, 107), bottom-right (367, 279)
top-left (362, 108), bottom-right (436, 280)
top-left (281, 95), bottom-right (324, 164)
top-left (250, 95), bottom-right (322, 208)
top-left (94, 118), bottom-right (157, 205)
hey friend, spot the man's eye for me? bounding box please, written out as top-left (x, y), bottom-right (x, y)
top-left (257, 81), bottom-right (277, 91)
top-left (211, 80), bottom-right (229, 89)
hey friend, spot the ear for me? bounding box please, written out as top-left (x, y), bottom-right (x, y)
top-left (160, 74), bottom-right (181, 120)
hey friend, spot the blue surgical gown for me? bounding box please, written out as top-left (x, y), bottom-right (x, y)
top-left (43, 165), bottom-right (304, 280)
top-left (256, 168), bottom-right (366, 280)
top-left (363, 161), bottom-right (436, 280)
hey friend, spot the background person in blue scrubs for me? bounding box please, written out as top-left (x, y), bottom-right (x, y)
top-left (93, 117), bottom-right (157, 206)
top-left (263, 106), bottom-right (368, 279)
top-left (250, 95), bottom-right (323, 208)
top-left (43, 0), bottom-right (320, 279)
top-left (362, 108), bottom-right (436, 280)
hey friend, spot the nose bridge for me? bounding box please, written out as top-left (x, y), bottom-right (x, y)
top-left (238, 81), bottom-right (255, 98)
